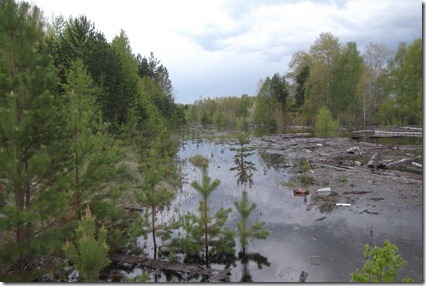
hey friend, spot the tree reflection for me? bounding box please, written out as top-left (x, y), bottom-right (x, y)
top-left (230, 133), bottom-right (257, 188)
top-left (238, 250), bottom-right (271, 282)
top-left (231, 132), bottom-right (271, 282)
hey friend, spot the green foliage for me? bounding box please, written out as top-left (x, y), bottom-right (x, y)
top-left (63, 205), bottom-right (110, 282)
top-left (253, 77), bottom-right (277, 127)
top-left (174, 156), bottom-right (235, 266)
top-left (330, 42), bottom-right (363, 125)
top-left (350, 239), bottom-right (420, 283)
top-left (314, 107), bottom-right (339, 137)
top-left (392, 39), bottom-right (422, 125)
top-left (234, 190), bottom-right (269, 249)
top-left (297, 157), bottom-right (314, 186)
top-left (295, 65), bottom-right (310, 110)
top-left (0, 0), bottom-right (75, 278)
top-left (135, 162), bottom-right (175, 259)
top-left (189, 154), bottom-right (210, 170)
top-left (339, 174), bottom-right (347, 183)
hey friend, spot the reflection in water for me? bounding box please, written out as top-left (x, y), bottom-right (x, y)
top-left (229, 133), bottom-right (257, 188)
top-left (132, 138), bottom-right (422, 282)
top-left (230, 133), bottom-right (271, 282)
top-left (239, 250), bottom-right (271, 282)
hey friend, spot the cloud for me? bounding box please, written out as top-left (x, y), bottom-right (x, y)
top-left (31, 0), bottom-right (422, 104)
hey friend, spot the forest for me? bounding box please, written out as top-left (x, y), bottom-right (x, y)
top-left (0, 0), bottom-right (422, 282)
top-left (185, 33), bottom-right (422, 130)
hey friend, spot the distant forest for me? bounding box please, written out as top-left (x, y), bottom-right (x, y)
top-left (185, 33), bottom-right (422, 129)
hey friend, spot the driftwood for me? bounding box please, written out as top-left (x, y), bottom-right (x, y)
top-left (371, 130), bottom-right (421, 138)
top-left (367, 152), bottom-right (381, 169)
top-left (385, 156), bottom-right (422, 169)
top-left (109, 253), bottom-right (224, 278)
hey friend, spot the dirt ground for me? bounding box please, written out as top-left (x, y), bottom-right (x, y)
top-left (247, 135), bottom-right (423, 210)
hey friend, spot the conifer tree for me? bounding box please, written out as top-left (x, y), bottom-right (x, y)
top-left (135, 161), bottom-right (174, 259)
top-left (234, 190), bottom-right (269, 252)
top-left (174, 155), bottom-right (235, 267)
top-left (63, 205), bottom-right (110, 282)
top-left (0, 0), bottom-right (73, 278)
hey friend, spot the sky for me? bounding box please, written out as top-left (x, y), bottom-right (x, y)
top-left (29, 0), bottom-right (422, 104)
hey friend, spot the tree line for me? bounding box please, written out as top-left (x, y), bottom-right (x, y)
top-left (185, 32), bottom-right (422, 129)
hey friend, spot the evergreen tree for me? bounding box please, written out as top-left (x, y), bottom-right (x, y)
top-left (174, 156), bottom-right (235, 267)
top-left (135, 160), bottom-right (175, 259)
top-left (0, 0), bottom-right (73, 278)
top-left (295, 66), bottom-right (310, 110)
top-left (234, 190), bottom-right (269, 252)
top-left (63, 205), bottom-right (110, 282)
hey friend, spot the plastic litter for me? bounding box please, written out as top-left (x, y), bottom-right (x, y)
top-left (317, 187), bottom-right (331, 192)
top-left (336, 203), bottom-right (351, 206)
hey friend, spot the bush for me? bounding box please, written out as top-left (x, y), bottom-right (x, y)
top-left (314, 107), bottom-right (339, 137)
top-left (350, 239), bottom-right (421, 283)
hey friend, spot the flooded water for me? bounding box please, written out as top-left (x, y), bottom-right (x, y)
top-left (130, 138), bottom-right (422, 282)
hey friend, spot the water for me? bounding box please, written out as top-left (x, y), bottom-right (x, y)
top-left (131, 138), bottom-right (422, 282)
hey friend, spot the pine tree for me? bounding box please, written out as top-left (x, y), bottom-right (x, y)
top-left (0, 0), bottom-right (74, 279)
top-left (63, 205), bottom-right (110, 282)
top-left (234, 190), bottom-right (269, 252)
top-left (135, 161), bottom-right (174, 259)
top-left (174, 156), bottom-right (235, 267)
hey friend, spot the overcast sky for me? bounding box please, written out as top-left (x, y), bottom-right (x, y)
top-left (30, 0), bottom-right (422, 104)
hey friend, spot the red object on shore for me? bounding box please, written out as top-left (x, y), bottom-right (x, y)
top-left (293, 188), bottom-right (309, 195)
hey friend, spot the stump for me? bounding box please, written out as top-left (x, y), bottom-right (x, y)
top-left (367, 152), bottom-right (381, 169)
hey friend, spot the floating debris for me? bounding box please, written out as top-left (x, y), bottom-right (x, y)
top-left (336, 203), bottom-right (351, 207)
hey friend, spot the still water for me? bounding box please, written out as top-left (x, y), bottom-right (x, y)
top-left (131, 138), bottom-right (422, 282)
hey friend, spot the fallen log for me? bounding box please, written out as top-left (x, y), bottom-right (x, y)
top-left (385, 156), bottom-right (422, 169)
top-left (372, 130), bottom-right (421, 138)
top-left (109, 253), bottom-right (221, 277)
top-left (367, 152), bottom-right (381, 169)
top-left (412, 162), bottom-right (422, 168)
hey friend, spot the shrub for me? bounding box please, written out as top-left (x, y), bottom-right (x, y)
top-left (315, 107), bottom-right (339, 137)
top-left (350, 239), bottom-right (421, 282)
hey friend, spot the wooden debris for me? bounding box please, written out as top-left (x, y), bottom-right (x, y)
top-left (367, 152), bottom-right (381, 169)
top-left (342, 191), bottom-right (372, 195)
top-left (412, 162), bottom-right (422, 168)
top-left (385, 156), bottom-right (422, 169)
top-left (372, 130), bottom-right (421, 138)
top-left (109, 253), bottom-right (221, 277)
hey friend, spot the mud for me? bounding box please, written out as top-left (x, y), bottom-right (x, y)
top-left (248, 135), bottom-right (422, 211)
top-left (123, 133), bottom-right (423, 282)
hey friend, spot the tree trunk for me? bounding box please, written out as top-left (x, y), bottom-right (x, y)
top-left (367, 152), bottom-right (381, 169)
top-left (152, 206), bottom-right (157, 260)
top-left (204, 195), bottom-right (209, 268)
top-left (385, 156), bottom-right (422, 169)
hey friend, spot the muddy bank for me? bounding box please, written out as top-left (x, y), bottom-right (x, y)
top-left (247, 135), bottom-right (422, 210)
